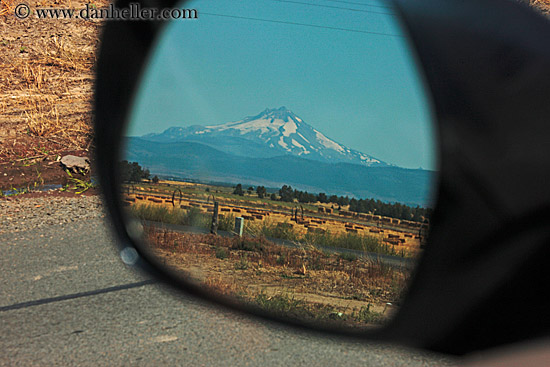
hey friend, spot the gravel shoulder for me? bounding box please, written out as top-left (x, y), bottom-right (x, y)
top-left (0, 192), bottom-right (105, 234)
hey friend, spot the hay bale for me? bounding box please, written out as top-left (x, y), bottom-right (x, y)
top-left (384, 239), bottom-right (400, 246)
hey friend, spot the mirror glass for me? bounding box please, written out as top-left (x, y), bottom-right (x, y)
top-left (121, 0), bottom-right (437, 331)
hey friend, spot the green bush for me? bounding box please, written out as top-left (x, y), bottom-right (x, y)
top-left (232, 237), bottom-right (265, 252)
top-left (217, 213), bottom-right (236, 232)
top-left (256, 221), bottom-right (300, 242)
top-left (302, 232), bottom-right (403, 257)
top-left (215, 247), bottom-right (228, 260)
top-left (255, 293), bottom-right (304, 314)
top-left (338, 252), bottom-right (358, 262)
top-left (354, 304), bottom-right (383, 324)
top-left (186, 207), bottom-right (208, 227)
top-left (235, 254), bottom-right (249, 270)
top-left (128, 204), bottom-right (209, 228)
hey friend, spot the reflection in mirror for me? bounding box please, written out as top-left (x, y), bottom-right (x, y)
top-left (121, 0), bottom-right (436, 330)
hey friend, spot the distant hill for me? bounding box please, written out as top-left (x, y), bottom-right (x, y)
top-left (124, 137), bottom-right (434, 207)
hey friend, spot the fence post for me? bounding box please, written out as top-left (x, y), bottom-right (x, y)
top-left (210, 201), bottom-right (219, 235)
top-left (234, 217), bottom-right (244, 237)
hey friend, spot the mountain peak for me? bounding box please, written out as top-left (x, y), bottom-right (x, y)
top-left (142, 107), bottom-right (388, 168)
top-left (253, 106), bottom-right (297, 122)
top-left (263, 106), bottom-right (289, 113)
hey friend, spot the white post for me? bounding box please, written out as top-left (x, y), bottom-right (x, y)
top-left (235, 217), bottom-right (244, 237)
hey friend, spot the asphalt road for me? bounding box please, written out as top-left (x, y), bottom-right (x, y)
top-left (0, 202), bottom-right (456, 366)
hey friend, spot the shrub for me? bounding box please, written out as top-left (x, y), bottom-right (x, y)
top-left (338, 252), bottom-right (358, 262)
top-left (186, 207), bottom-right (207, 227)
top-left (276, 253), bottom-right (287, 265)
top-left (232, 237), bottom-right (265, 252)
top-left (255, 292), bottom-right (304, 315)
top-left (215, 247), bottom-right (228, 260)
top-left (354, 304), bottom-right (383, 324)
top-left (217, 213), bottom-right (236, 232)
top-left (235, 254), bottom-right (249, 270)
top-left (128, 204), bottom-right (209, 228)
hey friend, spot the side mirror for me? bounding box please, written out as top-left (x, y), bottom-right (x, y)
top-left (95, 0), bottom-right (550, 355)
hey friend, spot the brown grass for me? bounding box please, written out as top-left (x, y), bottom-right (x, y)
top-left (143, 225), bottom-right (410, 327)
top-left (0, 0), bottom-right (108, 162)
top-left (0, 0), bottom-right (16, 17)
top-left (527, 0), bottom-right (550, 17)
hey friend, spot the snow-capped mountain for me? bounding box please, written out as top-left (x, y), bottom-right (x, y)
top-left (141, 107), bottom-right (389, 167)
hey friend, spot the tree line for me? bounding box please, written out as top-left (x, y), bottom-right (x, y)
top-left (233, 183), bottom-right (267, 198)
top-left (234, 183), bottom-right (431, 223)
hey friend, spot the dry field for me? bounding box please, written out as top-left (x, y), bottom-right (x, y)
top-left (145, 226), bottom-right (409, 329)
top-left (122, 181), bottom-right (427, 255)
top-left (121, 181), bottom-right (424, 328)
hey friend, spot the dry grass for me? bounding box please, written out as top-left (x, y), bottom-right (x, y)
top-left (0, 0), bottom-right (16, 17)
top-left (526, 0), bottom-right (550, 17)
top-left (0, 0), bottom-right (108, 162)
top-left (204, 275), bottom-right (248, 298)
top-left (144, 225), bottom-right (411, 327)
top-left (145, 226), bottom-right (410, 327)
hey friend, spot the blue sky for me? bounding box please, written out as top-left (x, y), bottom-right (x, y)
top-left (127, 0), bottom-right (437, 170)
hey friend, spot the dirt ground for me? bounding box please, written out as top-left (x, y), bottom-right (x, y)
top-left (1, 0), bottom-right (549, 194)
top-left (144, 228), bottom-right (410, 328)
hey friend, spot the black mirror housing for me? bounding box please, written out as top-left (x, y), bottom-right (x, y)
top-left (94, 0), bottom-right (550, 355)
